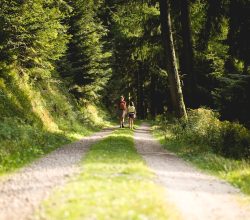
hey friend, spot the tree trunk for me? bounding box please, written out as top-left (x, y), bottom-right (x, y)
top-left (136, 63), bottom-right (145, 119)
top-left (179, 0), bottom-right (196, 108)
top-left (159, 0), bottom-right (187, 119)
top-left (243, 61), bottom-right (249, 75)
top-left (225, 0), bottom-right (238, 74)
top-left (150, 73), bottom-right (157, 118)
top-left (198, 3), bottom-right (213, 51)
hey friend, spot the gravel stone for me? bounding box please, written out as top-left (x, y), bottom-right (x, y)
top-left (134, 123), bottom-right (250, 220)
top-left (0, 128), bottom-right (114, 220)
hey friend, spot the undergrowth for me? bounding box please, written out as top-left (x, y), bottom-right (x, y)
top-left (0, 71), bottom-right (111, 175)
top-left (153, 108), bottom-right (250, 195)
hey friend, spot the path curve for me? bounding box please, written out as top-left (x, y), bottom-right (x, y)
top-left (134, 123), bottom-right (250, 220)
top-left (0, 128), bottom-right (115, 220)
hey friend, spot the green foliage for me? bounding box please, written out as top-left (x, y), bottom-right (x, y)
top-left (227, 0), bottom-right (250, 69)
top-left (104, 0), bottom-right (167, 118)
top-left (156, 108), bottom-right (250, 159)
top-left (0, 72), bottom-right (110, 175)
top-left (0, 117), bottom-right (70, 174)
top-left (153, 111), bottom-right (250, 195)
top-left (112, 2), bottom-right (160, 39)
top-left (212, 74), bottom-right (250, 125)
top-left (37, 129), bottom-right (179, 220)
top-left (0, 0), bottom-right (249, 175)
top-left (0, 0), bottom-right (113, 175)
top-left (0, 0), bottom-right (70, 79)
top-left (220, 121), bottom-right (250, 158)
top-left (180, 0), bottom-right (250, 124)
top-left (59, 0), bottom-right (112, 100)
top-left (190, 0), bottom-right (207, 45)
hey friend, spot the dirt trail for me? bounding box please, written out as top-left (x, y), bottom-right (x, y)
top-left (134, 123), bottom-right (250, 220)
top-left (0, 128), bottom-right (115, 220)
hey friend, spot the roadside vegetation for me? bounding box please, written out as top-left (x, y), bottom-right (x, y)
top-left (1, 0), bottom-right (249, 171)
top-left (1, 0), bottom-right (249, 202)
top-left (38, 129), bottom-right (179, 220)
top-left (0, 73), bottom-right (111, 175)
top-left (0, 0), bottom-right (112, 176)
top-left (153, 108), bottom-right (250, 195)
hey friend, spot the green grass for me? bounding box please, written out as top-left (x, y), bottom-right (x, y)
top-left (152, 126), bottom-right (250, 195)
top-left (37, 129), bottom-right (179, 220)
top-left (0, 73), bottom-right (112, 176)
top-left (0, 118), bottom-right (100, 176)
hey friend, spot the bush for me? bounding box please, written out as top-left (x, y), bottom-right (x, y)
top-left (220, 121), bottom-right (250, 158)
top-left (159, 108), bottom-right (250, 159)
top-left (0, 74), bottom-right (111, 174)
top-left (0, 117), bottom-right (70, 173)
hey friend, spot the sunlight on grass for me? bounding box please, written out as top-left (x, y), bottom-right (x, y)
top-left (152, 127), bottom-right (250, 197)
top-left (37, 129), bottom-right (179, 220)
top-left (0, 74), bottom-right (112, 176)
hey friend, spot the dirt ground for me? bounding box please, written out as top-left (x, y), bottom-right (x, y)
top-left (134, 123), bottom-right (250, 220)
top-left (0, 128), bottom-right (114, 220)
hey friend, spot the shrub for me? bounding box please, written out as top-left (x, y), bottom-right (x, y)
top-left (220, 121), bottom-right (250, 158)
top-left (159, 108), bottom-right (250, 159)
top-left (0, 117), bottom-right (70, 173)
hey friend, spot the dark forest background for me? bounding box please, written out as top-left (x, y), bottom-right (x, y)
top-left (0, 0), bottom-right (250, 168)
top-left (1, 0), bottom-right (249, 123)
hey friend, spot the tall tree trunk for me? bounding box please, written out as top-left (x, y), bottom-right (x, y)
top-left (198, 3), bottom-right (213, 51)
top-left (198, 1), bottom-right (223, 52)
top-left (179, 0), bottom-right (196, 108)
top-left (136, 63), bottom-right (145, 119)
top-left (225, 0), bottom-right (238, 74)
top-left (159, 0), bottom-right (187, 119)
top-left (243, 61), bottom-right (249, 75)
top-left (150, 73), bottom-right (157, 118)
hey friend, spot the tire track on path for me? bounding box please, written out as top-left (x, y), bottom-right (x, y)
top-left (134, 123), bottom-right (250, 220)
top-left (0, 127), bottom-right (115, 220)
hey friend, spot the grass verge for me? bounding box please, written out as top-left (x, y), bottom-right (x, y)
top-left (152, 126), bottom-right (250, 195)
top-left (0, 73), bottom-right (113, 176)
top-left (37, 129), bottom-right (179, 220)
top-left (0, 119), bottom-right (101, 177)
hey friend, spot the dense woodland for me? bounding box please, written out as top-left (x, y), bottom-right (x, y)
top-left (0, 0), bottom-right (250, 167)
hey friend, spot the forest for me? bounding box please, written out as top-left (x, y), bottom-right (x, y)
top-left (0, 0), bottom-right (250, 219)
top-left (1, 0), bottom-right (249, 160)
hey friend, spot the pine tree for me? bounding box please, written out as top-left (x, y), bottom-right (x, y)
top-left (159, 0), bottom-right (187, 119)
top-left (0, 0), bottom-right (70, 79)
top-left (59, 0), bottom-right (112, 100)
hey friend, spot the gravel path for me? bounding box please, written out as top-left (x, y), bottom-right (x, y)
top-left (0, 128), bottom-right (115, 220)
top-left (134, 123), bottom-right (250, 220)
